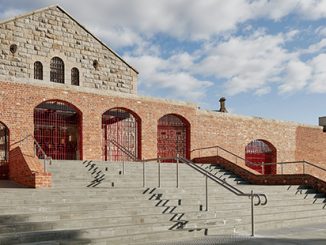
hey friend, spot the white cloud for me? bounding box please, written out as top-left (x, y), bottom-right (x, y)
top-left (297, 0), bottom-right (326, 19)
top-left (300, 38), bottom-right (326, 55)
top-left (124, 54), bottom-right (213, 100)
top-left (279, 60), bottom-right (311, 93)
top-left (196, 32), bottom-right (293, 95)
top-left (308, 54), bottom-right (326, 93)
top-left (316, 26), bottom-right (326, 37)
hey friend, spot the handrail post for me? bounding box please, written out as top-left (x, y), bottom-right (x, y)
top-left (142, 160), bottom-right (146, 187)
top-left (33, 143), bottom-right (36, 157)
top-left (251, 190), bottom-right (255, 237)
top-left (281, 163), bottom-right (283, 175)
top-left (43, 158), bottom-right (47, 173)
top-left (303, 161), bottom-right (305, 174)
top-left (158, 156), bottom-right (161, 188)
top-left (216, 147), bottom-right (218, 157)
top-left (205, 175), bottom-right (208, 211)
top-left (262, 163), bottom-right (265, 175)
top-left (176, 154), bottom-right (179, 188)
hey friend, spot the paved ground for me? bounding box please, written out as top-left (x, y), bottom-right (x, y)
top-left (158, 222), bottom-right (326, 245)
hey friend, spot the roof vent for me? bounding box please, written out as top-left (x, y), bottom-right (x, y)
top-left (218, 97), bottom-right (228, 113)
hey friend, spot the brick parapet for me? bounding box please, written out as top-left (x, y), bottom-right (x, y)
top-left (9, 146), bottom-right (51, 188)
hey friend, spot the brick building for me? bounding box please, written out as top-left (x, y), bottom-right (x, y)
top-left (1, 5), bottom-right (326, 187)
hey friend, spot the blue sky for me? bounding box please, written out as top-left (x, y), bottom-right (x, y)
top-left (1, 0), bottom-right (326, 125)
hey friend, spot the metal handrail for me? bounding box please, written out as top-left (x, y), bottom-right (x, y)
top-left (140, 155), bottom-right (267, 236)
top-left (10, 134), bottom-right (51, 172)
top-left (191, 145), bottom-right (326, 180)
top-left (191, 145), bottom-right (262, 167)
top-left (178, 156), bottom-right (267, 203)
top-left (108, 139), bottom-right (138, 161)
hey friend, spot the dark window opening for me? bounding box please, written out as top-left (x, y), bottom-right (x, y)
top-left (71, 67), bottom-right (79, 86)
top-left (34, 61), bottom-right (43, 80)
top-left (50, 57), bottom-right (64, 84)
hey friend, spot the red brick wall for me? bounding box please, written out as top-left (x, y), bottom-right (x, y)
top-left (295, 126), bottom-right (326, 179)
top-left (0, 80), bottom-right (325, 168)
top-left (9, 146), bottom-right (51, 188)
top-left (295, 126), bottom-right (326, 164)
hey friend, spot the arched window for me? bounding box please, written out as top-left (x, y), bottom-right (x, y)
top-left (71, 67), bottom-right (79, 86)
top-left (50, 57), bottom-right (64, 84)
top-left (34, 61), bottom-right (43, 80)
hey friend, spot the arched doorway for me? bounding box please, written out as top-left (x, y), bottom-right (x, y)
top-left (245, 139), bottom-right (277, 174)
top-left (102, 108), bottom-right (141, 161)
top-left (34, 100), bottom-right (82, 160)
top-left (0, 122), bottom-right (9, 179)
top-left (157, 114), bottom-right (190, 160)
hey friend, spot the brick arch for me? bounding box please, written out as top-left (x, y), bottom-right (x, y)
top-left (157, 113), bottom-right (191, 160)
top-left (0, 121), bottom-right (9, 179)
top-left (245, 139), bottom-right (277, 174)
top-left (34, 99), bottom-right (83, 160)
top-left (102, 107), bottom-right (141, 161)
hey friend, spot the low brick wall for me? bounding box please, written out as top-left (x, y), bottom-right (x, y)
top-left (193, 156), bottom-right (326, 194)
top-left (9, 147), bottom-right (51, 188)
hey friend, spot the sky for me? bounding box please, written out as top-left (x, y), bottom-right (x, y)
top-left (1, 0), bottom-right (326, 125)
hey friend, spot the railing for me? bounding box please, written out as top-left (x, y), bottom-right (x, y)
top-left (10, 134), bottom-right (52, 172)
top-left (191, 145), bottom-right (262, 170)
top-left (102, 143), bottom-right (267, 236)
top-left (191, 145), bottom-right (326, 180)
top-left (139, 155), bottom-right (267, 237)
top-left (108, 139), bottom-right (138, 162)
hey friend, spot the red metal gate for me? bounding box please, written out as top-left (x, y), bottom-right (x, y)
top-left (0, 122), bottom-right (9, 179)
top-left (34, 101), bottom-right (81, 160)
top-left (157, 114), bottom-right (189, 161)
top-left (245, 140), bottom-right (276, 174)
top-left (102, 108), bottom-right (140, 161)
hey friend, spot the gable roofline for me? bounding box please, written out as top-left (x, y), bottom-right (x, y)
top-left (0, 4), bottom-right (139, 74)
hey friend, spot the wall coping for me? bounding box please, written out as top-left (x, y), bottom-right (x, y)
top-left (197, 109), bottom-right (322, 129)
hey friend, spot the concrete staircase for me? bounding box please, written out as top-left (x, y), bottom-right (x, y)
top-left (0, 160), bottom-right (325, 244)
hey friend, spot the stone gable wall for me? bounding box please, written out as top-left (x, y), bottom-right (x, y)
top-left (0, 6), bottom-right (137, 94)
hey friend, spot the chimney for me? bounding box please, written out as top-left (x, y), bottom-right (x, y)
top-left (218, 97), bottom-right (228, 113)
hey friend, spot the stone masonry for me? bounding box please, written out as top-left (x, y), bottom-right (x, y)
top-left (0, 5), bottom-right (137, 94)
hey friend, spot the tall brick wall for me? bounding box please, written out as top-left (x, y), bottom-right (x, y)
top-left (1, 80), bottom-right (325, 169)
top-left (0, 6), bottom-right (137, 94)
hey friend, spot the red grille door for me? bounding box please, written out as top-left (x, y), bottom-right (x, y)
top-left (0, 122), bottom-right (9, 179)
top-left (102, 108), bottom-right (140, 161)
top-left (34, 101), bottom-right (81, 160)
top-left (245, 140), bottom-right (276, 174)
top-left (157, 114), bottom-right (190, 161)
